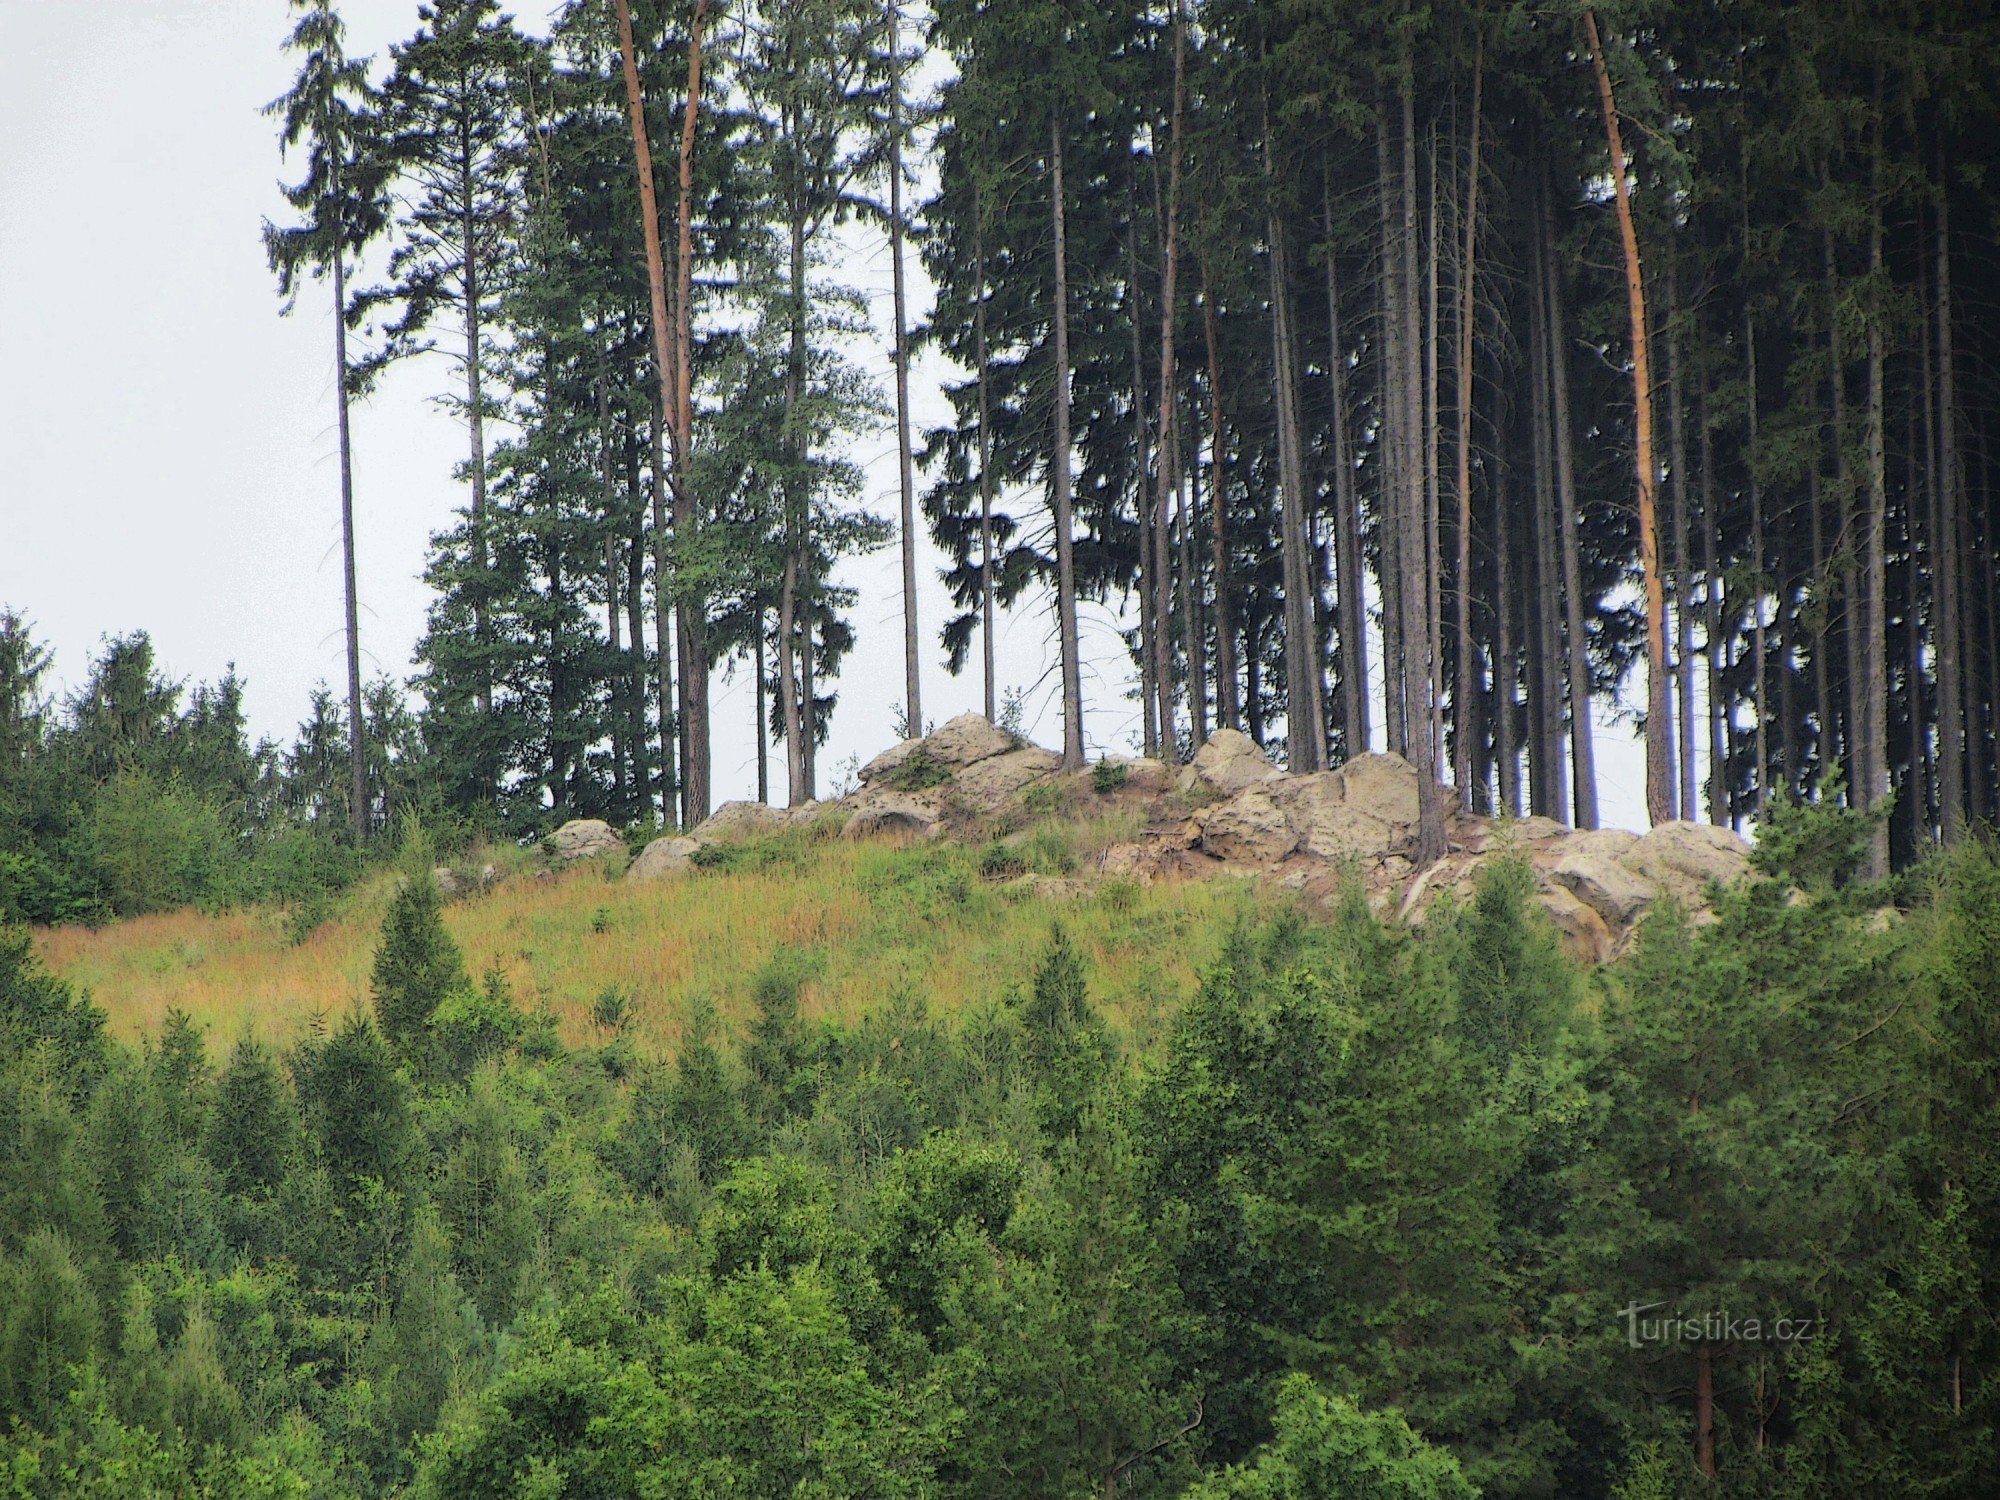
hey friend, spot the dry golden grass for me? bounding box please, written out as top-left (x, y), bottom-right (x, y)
top-left (33, 833), bottom-right (1271, 1057)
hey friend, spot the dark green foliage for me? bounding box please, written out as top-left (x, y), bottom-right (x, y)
top-left (881, 747), bottom-right (956, 792)
top-left (0, 1230), bottom-right (99, 1431)
top-left (1092, 757), bottom-right (1130, 794)
top-left (295, 1012), bottom-right (414, 1209)
top-left (371, 872), bottom-right (469, 1059)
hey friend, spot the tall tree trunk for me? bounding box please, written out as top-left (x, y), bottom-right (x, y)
top-left (1859, 88), bottom-right (1890, 875)
top-left (974, 210), bottom-right (999, 723)
top-left (1324, 177), bottom-right (1369, 756)
top-left (1131, 213), bottom-right (1158, 758)
top-left (1202, 277), bottom-right (1239, 731)
top-left (1936, 143), bottom-right (1966, 840)
top-left (1180, 421), bottom-right (1207, 744)
top-left (1668, 266), bottom-right (1696, 820)
top-left (1820, 228), bottom-right (1843, 787)
top-left (1495, 455), bottom-right (1519, 816)
top-left (650, 408), bottom-right (677, 815)
top-left (781, 192), bottom-right (808, 804)
top-left (888, 0), bottom-right (922, 734)
top-left (674, 0), bottom-right (711, 822)
top-left (1698, 358), bottom-right (1728, 826)
top-left (1152, 0), bottom-right (1186, 761)
top-left (1584, 8), bottom-right (1672, 826)
top-left (1743, 170), bottom-right (1770, 818)
top-left (330, 215), bottom-right (367, 844)
top-left (754, 612), bottom-right (769, 803)
top-left (1051, 122), bottom-right (1085, 767)
top-left (598, 378), bottom-right (627, 805)
top-left (461, 152), bottom-right (491, 720)
top-left (1401, 82), bottom-right (1447, 861)
top-left (1545, 185), bottom-right (1598, 826)
top-left (1378, 117), bottom-right (1407, 754)
top-left (612, 0), bottom-right (685, 823)
top-left (1454, 40), bottom-right (1483, 803)
top-left (1424, 123), bottom-right (1445, 794)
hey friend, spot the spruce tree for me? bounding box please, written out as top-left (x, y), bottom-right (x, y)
top-left (371, 872), bottom-right (469, 1059)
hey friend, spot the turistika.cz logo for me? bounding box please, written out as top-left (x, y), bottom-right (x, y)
top-left (1617, 1302), bottom-right (1821, 1349)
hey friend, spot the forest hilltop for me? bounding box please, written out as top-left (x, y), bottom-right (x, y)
top-left (4, 0), bottom-right (2000, 1495)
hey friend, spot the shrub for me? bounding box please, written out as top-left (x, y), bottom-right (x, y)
top-left (881, 747), bottom-right (955, 791)
top-left (1092, 757), bottom-right (1129, 794)
top-left (85, 771), bottom-right (236, 916)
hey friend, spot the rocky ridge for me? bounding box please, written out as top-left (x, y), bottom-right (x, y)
top-left (544, 713), bottom-right (1753, 964)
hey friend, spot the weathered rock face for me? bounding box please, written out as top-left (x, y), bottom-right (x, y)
top-left (859, 736), bottom-right (925, 785)
top-left (1192, 786), bottom-right (1298, 864)
top-left (698, 800), bottom-right (793, 842)
top-left (924, 712), bottom-right (1019, 767)
top-left (628, 836), bottom-right (701, 881)
top-left (954, 746), bottom-right (1061, 813)
top-left (1185, 727), bottom-right (1283, 795)
top-left (1547, 829), bottom-right (1653, 927)
top-left (842, 786), bottom-right (944, 841)
top-left (546, 819), bottom-right (624, 860)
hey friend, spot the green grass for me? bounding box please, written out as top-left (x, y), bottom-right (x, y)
top-left (33, 831), bottom-right (1270, 1058)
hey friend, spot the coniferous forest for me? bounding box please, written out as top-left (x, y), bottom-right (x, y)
top-left (6, 0), bottom-right (2000, 1495)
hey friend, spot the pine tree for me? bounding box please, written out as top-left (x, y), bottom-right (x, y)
top-left (264, 0), bottom-right (391, 844)
top-left (371, 872), bottom-right (469, 1058)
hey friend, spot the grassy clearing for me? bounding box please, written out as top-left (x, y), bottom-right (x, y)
top-left (33, 829), bottom-right (1271, 1057)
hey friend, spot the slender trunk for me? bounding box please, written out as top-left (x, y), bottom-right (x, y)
top-left (1699, 357), bottom-right (1728, 826)
top-left (650, 409), bottom-right (677, 817)
top-left (1132, 214), bottom-right (1158, 758)
top-left (1180, 421), bottom-right (1207, 744)
top-left (1202, 278), bottom-right (1238, 731)
top-left (782, 195), bottom-right (808, 803)
top-left (1584, 8), bottom-right (1671, 826)
top-left (1669, 266), bottom-right (1696, 820)
top-left (1495, 455), bottom-right (1519, 815)
top-left (1325, 177), bottom-right (1369, 755)
top-left (1051, 122), bottom-right (1085, 767)
top-left (1820, 229), bottom-right (1842, 785)
top-left (1859, 87), bottom-right (1890, 875)
top-left (755, 613), bottom-right (769, 802)
top-left (462, 154), bottom-right (491, 720)
top-left (331, 227), bottom-right (367, 844)
top-left (889, 0), bottom-right (922, 734)
top-left (1696, 1341), bottom-right (1718, 1480)
top-left (1937, 153), bottom-right (1966, 839)
top-left (1743, 170), bottom-right (1770, 818)
top-left (1545, 187), bottom-right (1598, 826)
top-left (1424, 124), bottom-right (1445, 791)
top-left (1153, 0), bottom-right (1186, 760)
top-left (1401, 82), bottom-right (1446, 861)
top-left (974, 210), bottom-right (998, 722)
top-left (623, 427), bottom-right (651, 815)
top-left (612, 0), bottom-right (684, 822)
top-left (598, 378), bottom-right (626, 805)
top-left (1454, 42), bottom-right (1483, 802)
top-left (675, 1), bottom-right (710, 821)
top-left (1378, 116), bottom-right (1407, 753)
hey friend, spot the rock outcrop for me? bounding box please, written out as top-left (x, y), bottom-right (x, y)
top-left (618, 712), bottom-right (1755, 959)
top-left (545, 819), bottom-right (624, 860)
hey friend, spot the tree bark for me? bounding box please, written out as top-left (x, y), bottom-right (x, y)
top-left (1151, 0), bottom-right (1186, 761)
top-left (1583, 8), bottom-right (1672, 826)
top-left (1378, 117), bottom-right (1407, 755)
top-left (1495, 455), bottom-right (1519, 816)
top-left (1743, 170), bottom-right (1770, 818)
top-left (888, 0), bottom-right (922, 736)
top-left (1202, 277), bottom-right (1239, 731)
top-left (330, 204), bottom-right (367, 844)
top-left (1859, 87), bottom-right (1890, 875)
top-left (1454, 41), bottom-right (1483, 803)
top-left (974, 210), bottom-right (998, 723)
top-left (612, 0), bottom-right (684, 823)
top-left (1698, 356), bottom-right (1728, 826)
top-left (674, 0), bottom-right (711, 821)
top-left (1324, 177), bottom-right (1369, 756)
top-left (1936, 143), bottom-right (1966, 840)
top-left (1668, 265), bottom-right (1696, 820)
top-left (461, 137), bottom-right (491, 720)
top-left (1400, 83), bottom-right (1447, 861)
top-left (1051, 122), bottom-right (1085, 767)
top-left (1544, 185), bottom-right (1598, 827)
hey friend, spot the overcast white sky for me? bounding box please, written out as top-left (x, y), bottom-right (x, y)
top-left (0, 0), bottom-right (1655, 825)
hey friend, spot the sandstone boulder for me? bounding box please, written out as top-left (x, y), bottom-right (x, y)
top-left (1187, 727), bottom-right (1282, 795)
top-left (1097, 755), bottom-right (1174, 795)
top-left (1621, 821), bottom-right (1752, 907)
top-left (1193, 785), bottom-right (1298, 864)
top-left (1272, 755), bottom-right (1422, 862)
top-left (1334, 753), bottom-right (1421, 831)
top-left (627, 836), bottom-right (701, 881)
top-left (842, 786), bottom-right (944, 841)
top-left (546, 819), bottom-right (624, 860)
top-left (859, 736), bottom-right (925, 785)
top-left (954, 745), bottom-right (1062, 813)
top-left (1547, 829), bottom-right (1655, 926)
top-left (697, 800), bottom-right (792, 842)
top-left (1536, 882), bottom-right (1616, 966)
top-left (923, 712), bottom-right (1018, 767)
